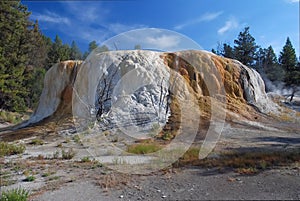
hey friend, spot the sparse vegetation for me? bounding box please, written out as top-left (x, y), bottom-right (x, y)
top-left (23, 175), bottom-right (35, 182)
top-left (0, 110), bottom-right (25, 124)
top-left (81, 156), bottom-right (91, 163)
top-left (61, 148), bottom-right (76, 160)
top-left (96, 173), bottom-right (130, 190)
top-left (127, 142), bottom-right (161, 154)
top-left (29, 139), bottom-right (44, 145)
top-left (52, 150), bottom-right (60, 159)
top-left (41, 171), bottom-right (55, 177)
top-left (0, 188), bottom-right (29, 201)
top-left (0, 142), bottom-right (25, 157)
top-left (72, 134), bottom-right (81, 144)
top-left (175, 148), bottom-right (300, 175)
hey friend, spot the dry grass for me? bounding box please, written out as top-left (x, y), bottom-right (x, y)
top-left (96, 173), bottom-right (131, 191)
top-left (0, 141), bottom-right (25, 157)
top-left (127, 142), bottom-right (162, 154)
top-left (175, 147), bottom-right (300, 174)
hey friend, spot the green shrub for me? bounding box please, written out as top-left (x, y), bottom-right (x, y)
top-left (127, 143), bottom-right (161, 154)
top-left (0, 110), bottom-right (24, 124)
top-left (72, 135), bottom-right (81, 144)
top-left (0, 188), bottom-right (29, 201)
top-left (0, 142), bottom-right (25, 157)
top-left (23, 175), bottom-right (35, 182)
top-left (81, 156), bottom-right (91, 163)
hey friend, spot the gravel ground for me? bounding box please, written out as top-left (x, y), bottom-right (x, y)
top-left (32, 167), bottom-right (300, 201)
top-left (29, 121), bottom-right (300, 201)
top-left (1, 114), bottom-right (300, 201)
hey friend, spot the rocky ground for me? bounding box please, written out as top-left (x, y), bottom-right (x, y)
top-left (1, 116), bottom-right (300, 201)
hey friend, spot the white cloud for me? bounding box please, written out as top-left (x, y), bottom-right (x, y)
top-left (218, 17), bottom-right (239, 35)
top-left (174, 11), bottom-right (223, 30)
top-left (60, 1), bottom-right (108, 22)
top-left (108, 23), bottom-right (147, 34)
top-left (145, 35), bottom-right (180, 49)
top-left (32, 11), bottom-right (70, 25)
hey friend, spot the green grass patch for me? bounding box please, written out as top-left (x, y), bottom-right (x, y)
top-left (80, 156), bottom-right (91, 163)
top-left (23, 175), bottom-right (35, 182)
top-left (127, 142), bottom-right (162, 154)
top-left (0, 110), bottom-right (27, 124)
top-left (0, 142), bottom-right (25, 157)
top-left (0, 188), bottom-right (29, 201)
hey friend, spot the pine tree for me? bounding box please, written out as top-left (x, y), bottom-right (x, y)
top-left (279, 37), bottom-right (299, 101)
top-left (234, 27), bottom-right (258, 67)
top-left (262, 46), bottom-right (284, 82)
top-left (70, 41), bottom-right (82, 60)
top-left (47, 35), bottom-right (72, 69)
top-left (88, 41), bottom-right (98, 53)
top-left (223, 43), bottom-right (234, 59)
top-left (279, 37), bottom-right (297, 72)
top-left (0, 1), bottom-right (31, 111)
top-left (23, 20), bottom-right (48, 108)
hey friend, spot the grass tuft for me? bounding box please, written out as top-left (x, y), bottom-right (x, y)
top-left (0, 142), bottom-right (25, 157)
top-left (62, 148), bottom-right (76, 160)
top-left (127, 142), bottom-right (161, 154)
top-left (29, 139), bottom-right (44, 146)
top-left (0, 188), bottom-right (29, 201)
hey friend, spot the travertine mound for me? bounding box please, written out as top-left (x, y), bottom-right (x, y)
top-left (25, 50), bottom-right (278, 129)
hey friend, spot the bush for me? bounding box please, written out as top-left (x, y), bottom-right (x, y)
top-left (23, 175), bottom-right (35, 182)
top-left (0, 110), bottom-right (23, 124)
top-left (127, 143), bottom-right (161, 154)
top-left (0, 142), bottom-right (25, 157)
top-left (0, 188), bottom-right (29, 201)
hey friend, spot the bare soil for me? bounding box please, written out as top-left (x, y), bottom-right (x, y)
top-left (1, 116), bottom-right (300, 201)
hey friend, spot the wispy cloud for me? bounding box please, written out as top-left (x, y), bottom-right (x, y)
top-left (31, 11), bottom-right (70, 25)
top-left (101, 28), bottom-right (202, 51)
top-left (285, 0), bottom-right (299, 3)
top-left (60, 1), bottom-right (108, 22)
top-left (218, 17), bottom-right (239, 35)
top-left (174, 11), bottom-right (223, 30)
top-left (31, 2), bottom-right (147, 46)
top-left (145, 35), bottom-right (180, 49)
top-left (107, 23), bottom-right (147, 34)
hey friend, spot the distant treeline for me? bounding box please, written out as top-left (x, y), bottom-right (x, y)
top-left (0, 1), bottom-right (299, 112)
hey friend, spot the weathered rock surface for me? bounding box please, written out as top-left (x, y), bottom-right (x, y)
top-left (24, 50), bottom-right (278, 130)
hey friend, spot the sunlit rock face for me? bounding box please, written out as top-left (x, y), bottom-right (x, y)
top-left (23, 60), bottom-right (82, 126)
top-left (25, 50), bottom-right (278, 129)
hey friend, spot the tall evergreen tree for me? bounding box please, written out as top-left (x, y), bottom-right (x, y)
top-left (279, 37), bottom-right (299, 101)
top-left (279, 37), bottom-right (297, 72)
top-left (0, 1), bottom-right (31, 111)
top-left (223, 43), bottom-right (234, 59)
top-left (23, 20), bottom-right (48, 108)
top-left (88, 40), bottom-right (98, 53)
top-left (70, 40), bottom-right (82, 60)
top-left (234, 27), bottom-right (258, 67)
top-left (47, 35), bottom-right (71, 68)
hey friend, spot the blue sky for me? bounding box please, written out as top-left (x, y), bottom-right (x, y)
top-left (22, 0), bottom-right (299, 56)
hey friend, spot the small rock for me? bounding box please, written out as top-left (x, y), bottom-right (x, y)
top-left (119, 195), bottom-right (124, 198)
top-left (162, 195), bottom-right (167, 198)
